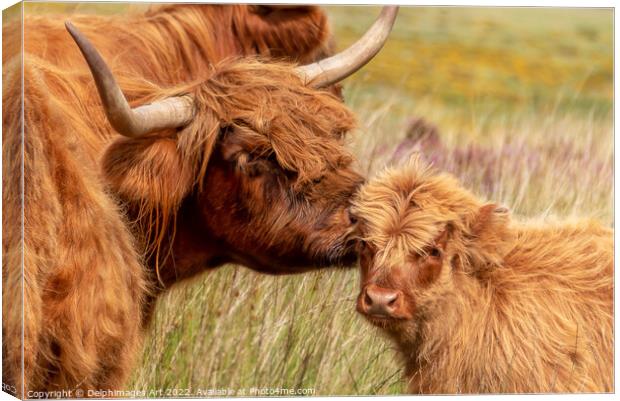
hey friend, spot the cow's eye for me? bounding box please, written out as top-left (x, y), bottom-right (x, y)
top-left (244, 161), bottom-right (266, 177)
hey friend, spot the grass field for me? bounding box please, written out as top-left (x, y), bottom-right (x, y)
top-left (14, 3), bottom-right (613, 396)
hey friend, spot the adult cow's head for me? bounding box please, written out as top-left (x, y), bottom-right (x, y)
top-left (66, 7), bottom-right (399, 282)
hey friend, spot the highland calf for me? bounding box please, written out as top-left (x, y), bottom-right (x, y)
top-left (352, 157), bottom-right (613, 394)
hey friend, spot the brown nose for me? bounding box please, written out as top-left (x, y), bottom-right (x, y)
top-left (357, 284), bottom-right (403, 318)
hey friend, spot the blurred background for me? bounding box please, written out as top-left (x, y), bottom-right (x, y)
top-left (8, 2), bottom-right (613, 395)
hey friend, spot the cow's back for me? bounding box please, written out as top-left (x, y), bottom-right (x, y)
top-left (8, 4), bottom-right (333, 88)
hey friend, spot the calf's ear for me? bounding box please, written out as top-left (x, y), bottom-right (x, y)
top-left (471, 204), bottom-right (510, 237)
top-left (101, 136), bottom-right (194, 212)
top-left (466, 204), bottom-right (513, 271)
top-left (434, 226), bottom-right (450, 251)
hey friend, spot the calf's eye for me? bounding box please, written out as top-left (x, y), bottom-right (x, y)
top-left (429, 248), bottom-right (441, 258)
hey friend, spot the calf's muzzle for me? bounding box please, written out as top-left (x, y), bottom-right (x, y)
top-left (357, 284), bottom-right (406, 319)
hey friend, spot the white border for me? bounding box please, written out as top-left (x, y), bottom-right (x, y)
top-left (0, 2), bottom-right (616, 401)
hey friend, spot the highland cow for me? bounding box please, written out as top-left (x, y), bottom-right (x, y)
top-left (2, 6), bottom-right (399, 397)
top-left (352, 157), bottom-right (613, 394)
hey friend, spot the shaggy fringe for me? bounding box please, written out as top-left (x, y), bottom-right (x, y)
top-left (353, 156), bottom-right (512, 274)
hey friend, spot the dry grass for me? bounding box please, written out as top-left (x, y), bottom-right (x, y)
top-left (13, 3), bottom-right (613, 396)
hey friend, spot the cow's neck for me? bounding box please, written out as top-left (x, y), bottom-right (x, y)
top-left (144, 209), bottom-right (230, 291)
top-left (138, 201), bottom-right (231, 324)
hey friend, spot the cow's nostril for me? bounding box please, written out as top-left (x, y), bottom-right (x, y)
top-left (364, 292), bottom-right (373, 307)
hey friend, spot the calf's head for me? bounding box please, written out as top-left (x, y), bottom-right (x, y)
top-left (66, 7), bottom-right (399, 278)
top-left (351, 157), bottom-right (513, 334)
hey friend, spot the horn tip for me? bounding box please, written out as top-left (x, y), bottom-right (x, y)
top-left (65, 20), bottom-right (78, 38)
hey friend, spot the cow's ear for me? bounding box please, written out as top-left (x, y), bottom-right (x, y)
top-left (101, 136), bottom-right (194, 212)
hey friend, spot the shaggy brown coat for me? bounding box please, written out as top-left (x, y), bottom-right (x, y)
top-left (4, 4), bottom-right (334, 84)
top-left (352, 157), bottom-right (613, 394)
top-left (3, 5), bottom-right (360, 397)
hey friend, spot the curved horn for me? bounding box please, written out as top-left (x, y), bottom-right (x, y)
top-left (65, 21), bottom-right (194, 137)
top-left (295, 6), bottom-right (399, 88)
